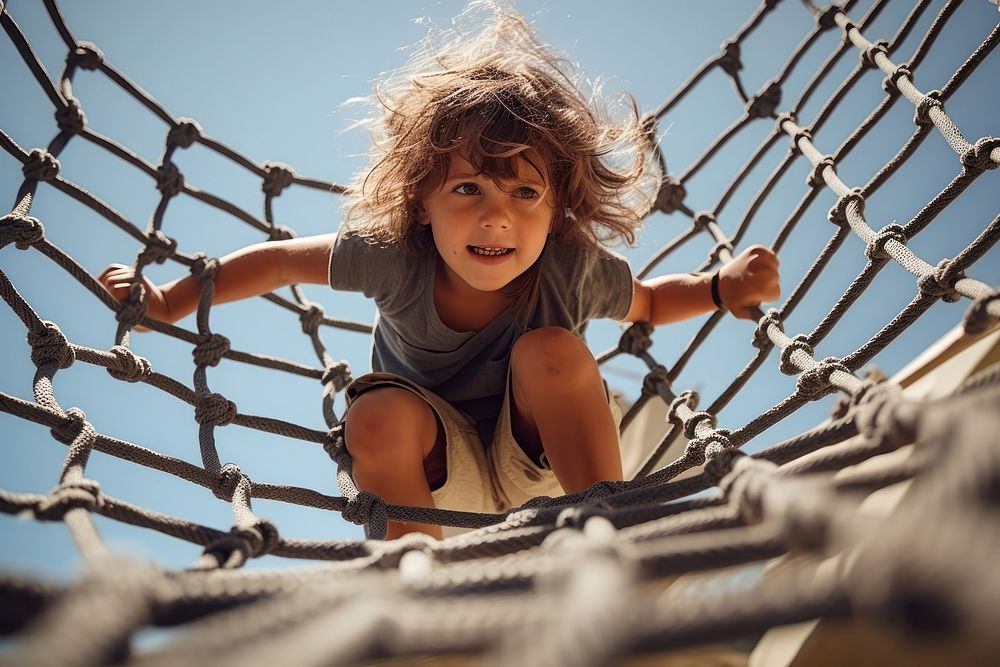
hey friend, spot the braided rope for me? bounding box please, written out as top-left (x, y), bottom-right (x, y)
top-left (1, 0), bottom-right (999, 664)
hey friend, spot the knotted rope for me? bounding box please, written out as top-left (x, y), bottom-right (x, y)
top-left (1, 1), bottom-right (999, 664)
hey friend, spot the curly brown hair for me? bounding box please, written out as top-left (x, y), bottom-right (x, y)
top-left (343, 2), bottom-right (660, 262)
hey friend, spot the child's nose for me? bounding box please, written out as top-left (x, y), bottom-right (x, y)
top-left (478, 204), bottom-right (512, 230)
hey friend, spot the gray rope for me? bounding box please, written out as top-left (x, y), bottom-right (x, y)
top-left (1, 0), bottom-right (999, 663)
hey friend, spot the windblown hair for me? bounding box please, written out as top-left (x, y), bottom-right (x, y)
top-left (343, 1), bottom-right (661, 259)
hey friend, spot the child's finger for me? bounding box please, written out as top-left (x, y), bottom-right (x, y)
top-left (100, 266), bottom-right (129, 279)
top-left (101, 277), bottom-right (126, 291)
top-left (105, 271), bottom-right (138, 287)
top-left (750, 251), bottom-right (779, 271)
top-left (97, 263), bottom-right (129, 280)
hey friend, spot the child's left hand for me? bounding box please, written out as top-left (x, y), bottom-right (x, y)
top-left (718, 245), bottom-right (781, 320)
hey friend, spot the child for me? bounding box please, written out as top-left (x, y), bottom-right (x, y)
top-left (100, 4), bottom-right (780, 540)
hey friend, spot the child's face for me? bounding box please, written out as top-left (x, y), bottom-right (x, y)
top-left (419, 152), bottom-right (555, 294)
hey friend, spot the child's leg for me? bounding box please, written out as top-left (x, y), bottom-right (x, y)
top-left (508, 326), bottom-right (623, 493)
top-left (344, 387), bottom-right (445, 540)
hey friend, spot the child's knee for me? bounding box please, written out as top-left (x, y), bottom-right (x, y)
top-left (344, 387), bottom-right (436, 463)
top-left (511, 326), bottom-right (594, 384)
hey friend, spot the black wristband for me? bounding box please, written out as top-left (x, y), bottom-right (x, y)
top-left (710, 271), bottom-right (725, 310)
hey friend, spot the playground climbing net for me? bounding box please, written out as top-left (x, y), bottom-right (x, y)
top-left (2, 0), bottom-right (1000, 664)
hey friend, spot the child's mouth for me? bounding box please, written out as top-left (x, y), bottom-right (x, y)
top-left (468, 245), bottom-right (514, 257)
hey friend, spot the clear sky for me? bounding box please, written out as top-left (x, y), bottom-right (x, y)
top-left (2, 1), bottom-right (998, 580)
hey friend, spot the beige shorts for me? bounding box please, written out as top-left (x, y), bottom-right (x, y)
top-left (343, 371), bottom-right (622, 536)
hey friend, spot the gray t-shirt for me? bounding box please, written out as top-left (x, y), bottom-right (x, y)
top-left (329, 231), bottom-right (633, 424)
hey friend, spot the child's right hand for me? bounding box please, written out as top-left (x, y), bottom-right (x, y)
top-left (97, 235), bottom-right (335, 331)
top-left (98, 264), bottom-right (170, 330)
top-left (718, 245), bottom-right (781, 320)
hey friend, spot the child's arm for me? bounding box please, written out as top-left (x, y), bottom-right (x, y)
top-left (98, 233), bottom-right (336, 327)
top-left (624, 245), bottom-right (780, 324)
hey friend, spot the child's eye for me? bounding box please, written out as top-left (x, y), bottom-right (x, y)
top-left (453, 183), bottom-right (481, 196)
top-left (513, 186), bottom-right (539, 199)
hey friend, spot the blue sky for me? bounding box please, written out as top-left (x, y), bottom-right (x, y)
top-left (2, 0), bottom-right (998, 580)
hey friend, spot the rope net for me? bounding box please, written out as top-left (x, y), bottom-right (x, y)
top-left (2, 0), bottom-right (999, 663)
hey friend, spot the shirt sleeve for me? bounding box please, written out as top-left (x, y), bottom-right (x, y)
top-left (540, 241), bottom-right (634, 329)
top-left (574, 244), bottom-right (634, 324)
top-left (328, 231), bottom-right (419, 312)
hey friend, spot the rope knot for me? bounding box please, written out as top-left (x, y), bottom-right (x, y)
top-left (817, 4), bottom-right (842, 31)
top-left (789, 125), bottom-right (813, 155)
top-left (1, 213), bottom-right (45, 249)
top-left (156, 162), bottom-right (185, 198)
top-left (752, 308), bottom-right (783, 350)
top-left (190, 254), bottom-right (221, 281)
top-left (717, 449), bottom-right (756, 490)
top-left (168, 118), bottom-right (202, 149)
top-left (300, 304), bottom-right (325, 335)
top-left (865, 223), bottom-right (906, 261)
top-left (555, 501), bottom-right (612, 530)
top-left (861, 39), bottom-right (889, 69)
top-left (28, 320), bottom-right (75, 369)
top-left (708, 240), bottom-right (735, 265)
top-left (703, 437), bottom-right (741, 482)
top-left (618, 321), bottom-right (653, 356)
top-left (262, 162), bottom-right (296, 197)
top-left (70, 42), bottom-right (104, 70)
top-left (50, 407), bottom-right (87, 446)
top-left (882, 63), bottom-right (912, 96)
top-left (269, 225), bottom-right (295, 241)
top-left (115, 284), bottom-right (147, 327)
top-left (716, 41), bottom-right (742, 77)
top-left (667, 390), bottom-right (699, 426)
top-left (917, 258), bottom-right (965, 303)
top-left (831, 367), bottom-right (887, 420)
top-left (321, 362), bottom-right (352, 392)
top-left (913, 90), bottom-right (942, 127)
top-left (796, 356), bottom-right (850, 400)
top-left (692, 211), bottom-right (716, 232)
top-left (22, 149), bottom-right (60, 182)
top-left (640, 364), bottom-right (670, 398)
top-left (851, 381), bottom-right (912, 452)
top-left (201, 532), bottom-right (248, 568)
top-left (654, 175), bottom-right (687, 214)
top-left (195, 393), bottom-right (237, 427)
top-left (775, 111), bottom-right (796, 133)
top-left (721, 457), bottom-right (773, 524)
top-left (193, 333), bottom-right (231, 367)
top-left (745, 79), bottom-right (781, 119)
top-left (35, 478), bottom-right (103, 520)
top-left (962, 287), bottom-right (1000, 335)
top-left (807, 155), bottom-right (836, 188)
top-left (680, 430), bottom-right (731, 467)
top-left (237, 520), bottom-right (280, 558)
top-left (960, 136), bottom-right (1000, 172)
top-left (342, 490), bottom-right (387, 527)
top-left (683, 410), bottom-right (717, 440)
top-left (827, 187), bottom-right (865, 228)
top-left (138, 230), bottom-right (177, 265)
top-left (213, 463), bottom-right (243, 501)
top-left (323, 423), bottom-right (350, 465)
top-left (775, 112), bottom-right (809, 155)
top-left (55, 97), bottom-right (86, 134)
top-left (106, 345), bottom-right (152, 382)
